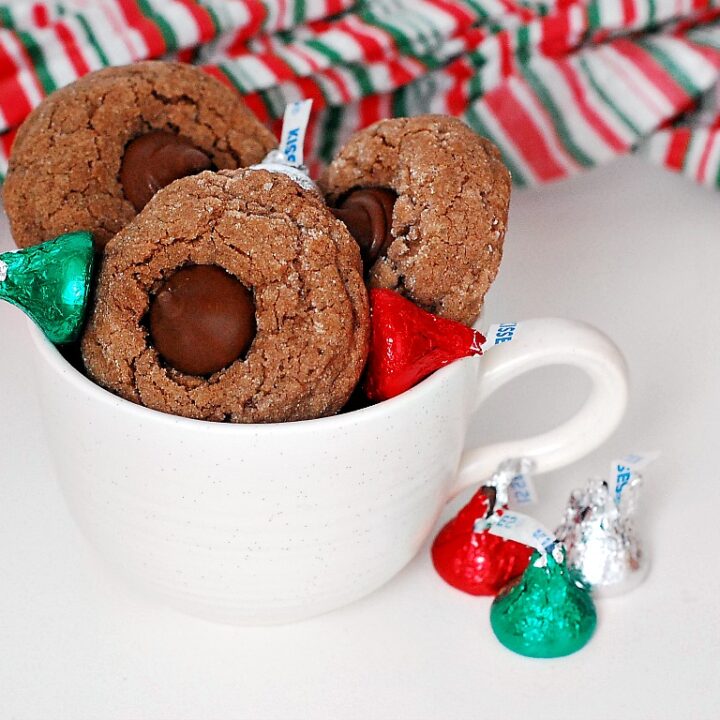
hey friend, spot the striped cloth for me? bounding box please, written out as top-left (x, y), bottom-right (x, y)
top-left (1, 1), bottom-right (719, 188)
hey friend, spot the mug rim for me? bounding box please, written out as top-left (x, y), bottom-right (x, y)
top-left (28, 321), bottom-right (479, 434)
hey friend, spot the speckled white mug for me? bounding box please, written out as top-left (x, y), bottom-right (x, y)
top-left (30, 317), bottom-right (627, 625)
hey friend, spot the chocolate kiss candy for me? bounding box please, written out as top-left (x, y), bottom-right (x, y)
top-left (362, 288), bottom-right (485, 401)
top-left (0, 231), bottom-right (94, 344)
top-left (331, 189), bottom-right (396, 270)
top-left (148, 265), bottom-right (256, 376)
top-left (490, 548), bottom-right (597, 658)
top-left (432, 484), bottom-right (533, 596)
top-left (556, 476), bottom-right (648, 596)
top-left (120, 130), bottom-right (213, 211)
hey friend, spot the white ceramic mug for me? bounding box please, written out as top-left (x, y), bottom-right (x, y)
top-left (29, 317), bottom-right (628, 625)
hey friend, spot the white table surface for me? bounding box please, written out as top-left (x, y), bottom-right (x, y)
top-left (1, 156), bottom-right (719, 720)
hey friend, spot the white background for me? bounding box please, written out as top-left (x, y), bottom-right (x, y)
top-left (1, 156), bottom-right (718, 719)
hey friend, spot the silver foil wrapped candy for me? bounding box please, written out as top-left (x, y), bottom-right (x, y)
top-left (555, 473), bottom-right (648, 596)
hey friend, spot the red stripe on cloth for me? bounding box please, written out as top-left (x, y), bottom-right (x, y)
top-left (483, 84), bottom-right (566, 181)
top-left (498, 32), bottom-right (513, 78)
top-left (556, 58), bottom-right (626, 152)
top-left (337, 18), bottom-right (384, 62)
top-left (285, 43), bottom-right (323, 72)
top-left (202, 65), bottom-right (232, 87)
top-left (672, 8), bottom-right (720, 36)
top-left (499, 0), bottom-right (535, 22)
top-left (386, 57), bottom-right (418, 88)
top-left (56, 21), bottom-right (91, 76)
top-left (358, 93), bottom-right (382, 129)
top-left (665, 128), bottom-right (691, 170)
top-left (0, 41), bottom-right (33, 126)
top-left (238, 91), bottom-right (271, 123)
top-left (540, 10), bottom-right (572, 58)
top-left (32, 5), bottom-right (50, 27)
top-left (674, 37), bottom-right (720, 70)
top-left (276, 0), bottom-right (287, 31)
top-left (116, 0), bottom-right (166, 56)
top-left (257, 51), bottom-right (298, 82)
top-left (176, 48), bottom-right (195, 63)
top-left (225, 3), bottom-right (266, 52)
top-left (323, 67), bottom-right (353, 103)
top-left (612, 39), bottom-right (688, 109)
top-left (445, 57), bottom-right (474, 116)
top-left (325, 0), bottom-right (347, 15)
top-left (621, 0), bottom-right (637, 25)
top-left (696, 131), bottom-right (716, 183)
top-left (599, 45), bottom-right (666, 119)
top-left (174, 0), bottom-right (216, 42)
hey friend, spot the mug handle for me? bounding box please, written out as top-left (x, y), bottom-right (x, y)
top-left (453, 318), bottom-right (628, 496)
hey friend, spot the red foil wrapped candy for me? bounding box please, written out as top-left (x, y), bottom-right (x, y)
top-left (431, 462), bottom-right (534, 596)
top-left (363, 288), bottom-right (485, 402)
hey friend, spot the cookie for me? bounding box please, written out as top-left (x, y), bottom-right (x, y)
top-left (4, 61), bottom-right (277, 249)
top-left (81, 168), bottom-right (370, 424)
top-left (320, 115), bottom-right (511, 326)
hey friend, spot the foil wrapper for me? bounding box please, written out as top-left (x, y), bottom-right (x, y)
top-left (0, 231), bottom-right (94, 344)
top-left (363, 289), bottom-right (485, 401)
top-left (430, 458), bottom-right (534, 596)
top-left (490, 547), bottom-right (597, 658)
top-left (555, 474), bottom-right (648, 596)
top-left (248, 150), bottom-right (320, 194)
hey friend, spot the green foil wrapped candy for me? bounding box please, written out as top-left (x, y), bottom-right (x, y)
top-left (490, 548), bottom-right (597, 658)
top-left (0, 231), bottom-right (94, 344)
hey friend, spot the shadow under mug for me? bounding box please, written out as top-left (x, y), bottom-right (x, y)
top-left (29, 317), bottom-right (628, 625)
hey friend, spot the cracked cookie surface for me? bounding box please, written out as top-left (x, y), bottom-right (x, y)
top-left (320, 115), bottom-right (511, 326)
top-left (81, 169), bottom-right (370, 423)
top-left (4, 61), bottom-right (276, 249)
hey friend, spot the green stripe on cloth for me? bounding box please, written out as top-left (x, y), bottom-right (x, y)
top-left (579, 56), bottom-right (642, 138)
top-left (293, 0), bottom-right (307, 26)
top-left (648, 0), bottom-right (657, 23)
top-left (76, 15), bottom-right (110, 66)
top-left (304, 38), bottom-right (344, 65)
top-left (217, 64), bottom-right (247, 93)
top-left (359, 6), bottom-right (413, 55)
top-left (317, 105), bottom-right (343, 163)
top-left (517, 24), bottom-right (530, 65)
top-left (204, 5), bottom-right (222, 37)
top-left (0, 7), bottom-right (13, 28)
top-left (137, 0), bottom-right (178, 50)
top-left (392, 84), bottom-right (409, 116)
top-left (462, 0), bottom-right (489, 22)
top-left (347, 64), bottom-right (375, 96)
top-left (465, 105), bottom-right (528, 187)
top-left (638, 40), bottom-right (702, 98)
top-left (587, 1), bottom-right (602, 30)
top-left (521, 62), bottom-right (595, 167)
top-left (17, 30), bottom-right (56, 93)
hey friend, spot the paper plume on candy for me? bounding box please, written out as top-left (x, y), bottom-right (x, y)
top-left (363, 288), bottom-right (485, 401)
top-left (0, 231), bottom-right (94, 344)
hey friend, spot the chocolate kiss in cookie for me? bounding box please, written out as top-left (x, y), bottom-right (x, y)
top-left (120, 131), bottom-right (213, 211)
top-left (149, 265), bottom-right (256, 376)
top-left (331, 189), bottom-right (396, 270)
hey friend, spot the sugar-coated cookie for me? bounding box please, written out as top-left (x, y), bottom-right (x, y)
top-left (4, 61), bottom-right (276, 249)
top-left (321, 115), bottom-right (511, 325)
top-left (81, 169), bottom-right (370, 423)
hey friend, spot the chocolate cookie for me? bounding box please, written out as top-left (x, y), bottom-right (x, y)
top-left (81, 168), bottom-right (370, 423)
top-left (4, 61), bottom-right (276, 249)
top-left (320, 115), bottom-right (511, 325)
